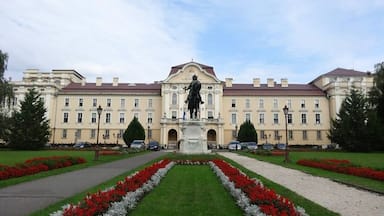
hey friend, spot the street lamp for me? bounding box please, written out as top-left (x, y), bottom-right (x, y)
top-left (283, 105), bottom-right (290, 163)
top-left (147, 125), bottom-right (151, 143)
top-left (94, 105), bottom-right (103, 161)
top-left (235, 124), bottom-right (238, 151)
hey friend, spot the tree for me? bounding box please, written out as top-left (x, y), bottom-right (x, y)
top-left (237, 120), bottom-right (258, 143)
top-left (123, 117), bottom-right (145, 147)
top-left (8, 88), bottom-right (50, 150)
top-left (328, 89), bottom-right (372, 151)
top-left (0, 50), bottom-right (14, 141)
top-left (370, 62), bottom-right (384, 123)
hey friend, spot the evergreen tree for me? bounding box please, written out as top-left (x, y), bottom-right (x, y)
top-left (0, 50), bottom-right (14, 141)
top-left (328, 89), bottom-right (372, 151)
top-left (8, 88), bottom-right (50, 150)
top-left (237, 120), bottom-right (258, 143)
top-left (123, 116), bottom-right (145, 147)
top-left (370, 62), bottom-right (384, 123)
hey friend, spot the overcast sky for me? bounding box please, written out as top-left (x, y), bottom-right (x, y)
top-left (1, 0), bottom-right (383, 84)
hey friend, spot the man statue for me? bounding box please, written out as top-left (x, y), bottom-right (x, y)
top-left (184, 75), bottom-right (204, 119)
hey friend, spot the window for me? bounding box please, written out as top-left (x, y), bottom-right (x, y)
top-left (231, 113), bottom-right (237, 124)
top-left (231, 99), bottom-right (236, 108)
top-left (274, 130), bottom-right (280, 140)
top-left (79, 98), bottom-right (83, 107)
top-left (315, 99), bottom-right (320, 109)
top-left (287, 99), bottom-right (292, 109)
top-left (120, 113), bottom-right (125, 123)
top-left (147, 113), bottom-right (153, 123)
top-left (208, 94), bottom-right (213, 105)
top-left (106, 113), bottom-right (111, 123)
top-left (172, 111), bottom-right (177, 119)
top-left (104, 130), bottom-right (110, 139)
top-left (273, 113), bottom-right (279, 124)
top-left (288, 130), bottom-right (293, 140)
top-left (287, 113), bottom-right (293, 124)
top-left (75, 129), bottom-right (81, 139)
top-left (259, 113), bottom-right (264, 124)
top-left (63, 112), bottom-right (69, 123)
top-left (317, 130), bottom-right (322, 140)
top-left (259, 99), bottom-right (264, 109)
top-left (62, 129), bottom-right (67, 139)
top-left (301, 100), bottom-right (306, 109)
top-left (134, 99), bottom-right (139, 108)
top-left (245, 113), bottom-right (251, 121)
top-left (208, 111), bottom-right (213, 119)
top-left (148, 99), bottom-right (153, 108)
top-left (77, 113), bottom-right (83, 123)
top-left (245, 99), bottom-right (250, 109)
top-left (303, 130), bottom-right (308, 140)
top-left (120, 99), bottom-right (125, 108)
top-left (260, 130), bottom-right (265, 139)
top-left (172, 93), bottom-right (177, 105)
top-left (93, 98), bottom-right (97, 107)
top-left (91, 113), bottom-right (96, 123)
top-left (273, 99), bottom-right (278, 109)
top-left (315, 113), bottom-right (321, 124)
top-left (65, 98), bottom-right (69, 107)
top-left (134, 113), bottom-right (139, 119)
top-left (90, 129), bottom-right (96, 139)
top-left (12, 97), bottom-right (17, 106)
top-left (107, 98), bottom-right (111, 107)
top-left (301, 113), bottom-right (307, 124)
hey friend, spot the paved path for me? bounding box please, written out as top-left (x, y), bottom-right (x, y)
top-left (0, 151), bottom-right (167, 216)
top-left (218, 152), bottom-right (384, 216)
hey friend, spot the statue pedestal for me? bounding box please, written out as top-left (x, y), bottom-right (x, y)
top-left (180, 120), bottom-right (210, 154)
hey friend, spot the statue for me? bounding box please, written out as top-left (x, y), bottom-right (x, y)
top-left (184, 75), bottom-right (204, 119)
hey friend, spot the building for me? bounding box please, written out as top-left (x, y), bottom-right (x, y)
top-left (10, 61), bottom-right (374, 148)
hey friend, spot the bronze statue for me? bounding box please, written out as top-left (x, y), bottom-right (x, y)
top-left (184, 75), bottom-right (204, 119)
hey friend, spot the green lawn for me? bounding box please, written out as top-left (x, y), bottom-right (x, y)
top-left (240, 150), bottom-right (384, 193)
top-left (131, 165), bottom-right (243, 216)
top-left (0, 149), bottom-right (147, 188)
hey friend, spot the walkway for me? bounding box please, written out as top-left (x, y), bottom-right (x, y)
top-left (218, 152), bottom-right (384, 216)
top-left (0, 151), bottom-right (167, 216)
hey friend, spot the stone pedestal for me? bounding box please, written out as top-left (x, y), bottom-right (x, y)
top-left (180, 120), bottom-right (210, 154)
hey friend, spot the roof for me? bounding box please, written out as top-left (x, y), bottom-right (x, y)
top-left (60, 82), bottom-right (161, 95)
top-left (322, 68), bottom-right (369, 77)
top-left (223, 84), bottom-right (326, 96)
top-left (169, 61), bottom-right (216, 77)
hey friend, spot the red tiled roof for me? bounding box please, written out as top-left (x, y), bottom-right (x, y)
top-left (60, 82), bottom-right (161, 95)
top-left (223, 84), bottom-right (325, 96)
top-left (169, 62), bottom-right (216, 77)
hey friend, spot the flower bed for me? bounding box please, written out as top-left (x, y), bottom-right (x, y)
top-left (100, 150), bottom-right (121, 156)
top-left (210, 159), bottom-right (307, 216)
top-left (297, 159), bottom-right (384, 181)
top-left (0, 156), bottom-right (86, 180)
top-left (51, 158), bottom-right (307, 216)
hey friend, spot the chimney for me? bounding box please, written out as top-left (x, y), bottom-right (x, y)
top-left (267, 78), bottom-right (274, 87)
top-left (113, 77), bottom-right (119, 86)
top-left (281, 78), bottom-right (288, 87)
top-left (253, 78), bottom-right (260, 87)
top-left (96, 77), bottom-right (102, 86)
top-left (225, 78), bottom-right (233, 87)
top-left (81, 79), bottom-right (86, 86)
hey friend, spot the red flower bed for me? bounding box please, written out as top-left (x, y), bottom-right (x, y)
top-left (297, 159), bottom-right (384, 181)
top-left (212, 159), bottom-right (300, 216)
top-left (62, 159), bottom-right (171, 215)
top-left (0, 156), bottom-right (86, 180)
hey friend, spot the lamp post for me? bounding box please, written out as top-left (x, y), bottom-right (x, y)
top-left (94, 105), bottom-right (103, 161)
top-left (235, 124), bottom-right (238, 151)
top-left (147, 125), bottom-right (151, 143)
top-left (283, 105), bottom-right (290, 163)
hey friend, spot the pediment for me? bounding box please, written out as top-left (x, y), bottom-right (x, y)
top-left (163, 62), bottom-right (221, 84)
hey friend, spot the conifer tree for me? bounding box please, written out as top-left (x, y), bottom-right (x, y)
top-left (123, 116), bottom-right (145, 147)
top-left (8, 88), bottom-right (50, 150)
top-left (237, 120), bottom-right (258, 143)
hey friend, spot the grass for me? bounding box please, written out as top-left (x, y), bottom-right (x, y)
top-left (0, 149), bottom-right (147, 188)
top-left (239, 150), bottom-right (384, 193)
top-left (130, 165), bottom-right (243, 216)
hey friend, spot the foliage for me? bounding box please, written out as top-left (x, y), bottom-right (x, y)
top-left (123, 116), bottom-right (145, 147)
top-left (328, 89), bottom-right (373, 151)
top-left (8, 88), bottom-right (50, 150)
top-left (237, 120), bottom-right (258, 143)
top-left (0, 50), bottom-right (14, 141)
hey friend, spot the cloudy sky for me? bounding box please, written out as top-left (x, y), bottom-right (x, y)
top-left (1, 0), bottom-right (383, 84)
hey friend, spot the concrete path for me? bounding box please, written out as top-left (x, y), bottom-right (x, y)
top-left (218, 152), bottom-right (384, 216)
top-left (0, 151), bottom-right (167, 216)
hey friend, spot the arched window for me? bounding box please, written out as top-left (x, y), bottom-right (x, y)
top-left (208, 93), bottom-right (213, 105)
top-left (172, 93), bottom-right (177, 105)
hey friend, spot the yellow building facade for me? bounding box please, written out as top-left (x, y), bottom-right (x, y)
top-left (10, 62), bottom-right (374, 149)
